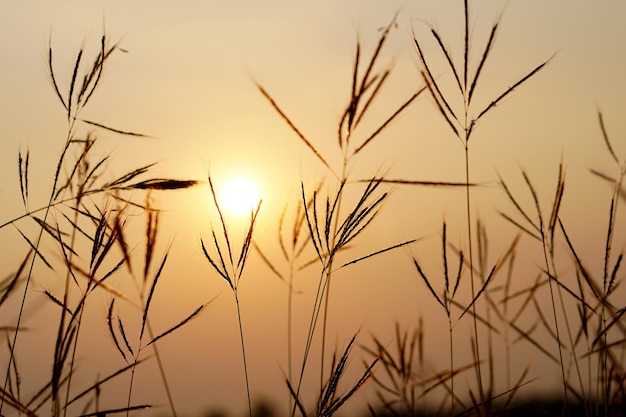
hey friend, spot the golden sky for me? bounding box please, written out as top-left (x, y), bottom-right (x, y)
top-left (1, 1), bottom-right (625, 416)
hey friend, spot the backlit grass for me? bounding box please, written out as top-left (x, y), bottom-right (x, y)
top-left (0, 2), bottom-right (624, 417)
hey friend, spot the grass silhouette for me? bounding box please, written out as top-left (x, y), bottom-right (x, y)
top-left (0, 2), bottom-right (624, 417)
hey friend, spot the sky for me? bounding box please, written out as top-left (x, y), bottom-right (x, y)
top-left (1, 1), bottom-right (625, 416)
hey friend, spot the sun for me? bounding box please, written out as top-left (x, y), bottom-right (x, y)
top-left (220, 178), bottom-right (261, 215)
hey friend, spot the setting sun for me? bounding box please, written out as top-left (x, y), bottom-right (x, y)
top-left (220, 178), bottom-right (261, 214)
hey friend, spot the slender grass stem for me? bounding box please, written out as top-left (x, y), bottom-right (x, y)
top-left (599, 171), bottom-right (624, 415)
top-left (123, 297), bottom-right (180, 417)
top-left (62, 181), bottom-right (88, 417)
top-left (287, 269), bottom-right (294, 415)
top-left (290, 264), bottom-right (332, 417)
top-left (318, 162), bottom-right (348, 394)
top-left (320, 276), bottom-right (331, 393)
top-left (125, 358), bottom-right (138, 417)
top-left (554, 259), bottom-right (586, 402)
top-left (234, 291), bottom-right (252, 417)
top-left (464, 145), bottom-right (485, 412)
top-left (146, 321), bottom-right (178, 417)
top-left (125, 242), bottom-right (179, 417)
top-left (448, 315), bottom-right (454, 414)
top-left (538, 227), bottom-right (568, 405)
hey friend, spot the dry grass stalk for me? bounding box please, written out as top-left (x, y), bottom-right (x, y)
top-left (499, 167), bottom-right (571, 406)
top-left (1, 31), bottom-right (199, 417)
top-left (411, 2), bottom-right (553, 413)
top-left (201, 176), bottom-right (262, 417)
top-left (257, 16), bottom-right (423, 416)
top-left (286, 333), bottom-right (378, 417)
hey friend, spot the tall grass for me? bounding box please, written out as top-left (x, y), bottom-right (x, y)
top-left (411, 1), bottom-right (552, 412)
top-left (200, 177), bottom-right (262, 417)
top-left (1, 2), bottom-right (625, 417)
top-left (0, 32), bottom-right (203, 417)
top-left (257, 14), bottom-right (422, 416)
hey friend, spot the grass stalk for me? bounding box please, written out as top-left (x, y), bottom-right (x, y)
top-left (258, 16), bottom-right (419, 415)
top-left (447, 314), bottom-right (455, 414)
top-left (597, 123), bottom-right (625, 414)
top-left (413, 1), bottom-right (551, 411)
top-left (464, 144), bottom-right (486, 412)
top-left (0, 32), bottom-right (198, 416)
top-left (60, 210), bottom-right (87, 417)
top-left (235, 291), bottom-right (253, 417)
top-left (6, 126), bottom-right (75, 417)
top-left (201, 176), bottom-right (260, 417)
top-left (3, 33), bottom-right (119, 413)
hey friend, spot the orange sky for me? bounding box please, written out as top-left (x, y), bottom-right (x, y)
top-left (1, 1), bottom-right (625, 416)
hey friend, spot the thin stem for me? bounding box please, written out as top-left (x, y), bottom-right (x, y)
top-left (235, 291), bottom-right (252, 417)
top-left (464, 145), bottom-right (485, 410)
top-left (600, 172), bottom-right (623, 415)
top-left (125, 362), bottom-right (137, 417)
top-left (127, 270), bottom-right (179, 417)
top-left (461, 0), bottom-right (485, 403)
top-left (503, 256), bottom-right (512, 393)
top-left (553, 257), bottom-right (586, 403)
top-left (62, 208), bottom-right (83, 417)
top-left (448, 314), bottom-right (454, 414)
top-left (538, 225), bottom-right (568, 406)
top-left (319, 162), bottom-right (347, 395)
top-left (146, 321), bottom-right (178, 417)
top-left (320, 276), bottom-right (331, 393)
top-left (290, 262), bottom-right (332, 417)
top-left (287, 268), bottom-right (294, 416)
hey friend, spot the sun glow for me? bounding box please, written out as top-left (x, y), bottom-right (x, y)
top-left (220, 178), bottom-right (261, 215)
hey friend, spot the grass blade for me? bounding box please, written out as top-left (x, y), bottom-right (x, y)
top-left (81, 119), bottom-right (148, 137)
top-left (47, 40), bottom-right (68, 111)
top-left (67, 48), bottom-right (83, 119)
top-left (13, 226), bottom-right (53, 270)
top-left (597, 111), bottom-right (619, 164)
top-left (140, 252), bottom-right (168, 341)
top-left (107, 300), bottom-right (128, 362)
top-left (117, 317), bottom-right (134, 358)
top-left (339, 239), bottom-right (416, 269)
top-left (256, 83), bottom-right (331, 171)
top-left (413, 258), bottom-right (444, 309)
top-left (476, 55), bottom-right (554, 122)
top-left (428, 26), bottom-right (462, 94)
top-left (468, 22), bottom-right (498, 105)
top-left (146, 302), bottom-right (212, 347)
top-left (459, 260), bottom-right (499, 321)
top-left (353, 86), bottom-right (426, 155)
